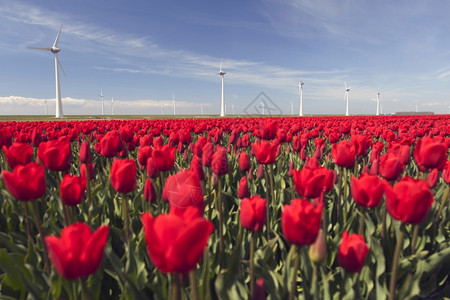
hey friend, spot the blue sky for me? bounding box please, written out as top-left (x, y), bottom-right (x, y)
top-left (1, 0), bottom-right (450, 116)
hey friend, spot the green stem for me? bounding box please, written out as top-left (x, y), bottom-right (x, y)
top-left (30, 201), bottom-right (51, 276)
top-left (72, 280), bottom-right (78, 300)
top-left (342, 168), bottom-right (348, 224)
top-left (264, 168), bottom-right (271, 241)
top-left (23, 203), bottom-right (32, 241)
top-left (207, 169), bottom-right (213, 221)
top-left (389, 226), bottom-right (405, 300)
top-left (381, 204), bottom-right (387, 247)
top-left (289, 246), bottom-right (301, 300)
top-left (410, 225), bottom-right (419, 256)
top-left (63, 204), bottom-right (72, 226)
top-left (337, 167), bottom-right (343, 219)
top-left (189, 270), bottom-right (199, 300)
top-left (171, 274), bottom-right (181, 300)
top-left (269, 163), bottom-right (275, 205)
top-left (311, 264), bottom-right (319, 300)
top-left (250, 232), bottom-right (255, 296)
top-left (122, 193), bottom-right (131, 245)
top-left (81, 277), bottom-right (91, 300)
top-left (84, 163), bottom-right (92, 218)
top-left (435, 185), bottom-right (449, 225)
top-left (217, 177), bottom-right (224, 268)
top-left (358, 206), bottom-right (366, 236)
top-left (339, 272), bottom-right (349, 300)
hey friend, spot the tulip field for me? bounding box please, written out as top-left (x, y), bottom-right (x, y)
top-left (0, 115), bottom-right (449, 300)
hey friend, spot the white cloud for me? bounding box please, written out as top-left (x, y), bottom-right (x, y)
top-left (0, 96), bottom-right (210, 115)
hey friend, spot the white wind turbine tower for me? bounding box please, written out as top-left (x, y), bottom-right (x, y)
top-left (231, 103), bottom-right (235, 115)
top-left (344, 82), bottom-right (351, 116)
top-left (99, 89), bottom-right (104, 115)
top-left (111, 97), bottom-right (114, 115)
top-left (44, 99), bottom-right (48, 116)
top-left (299, 81), bottom-right (304, 116)
top-left (172, 93), bottom-right (176, 115)
top-left (218, 59), bottom-right (226, 117)
top-left (261, 101), bottom-right (265, 115)
top-left (290, 100), bottom-right (294, 115)
top-left (200, 103), bottom-right (204, 115)
top-left (376, 92), bottom-right (381, 116)
top-left (28, 25), bottom-right (65, 118)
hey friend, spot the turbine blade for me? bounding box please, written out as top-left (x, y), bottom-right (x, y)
top-left (55, 54), bottom-right (66, 77)
top-left (27, 47), bottom-right (52, 51)
top-left (53, 24), bottom-right (63, 48)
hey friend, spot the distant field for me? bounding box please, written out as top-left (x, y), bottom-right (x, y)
top-left (0, 114), bottom-right (300, 121)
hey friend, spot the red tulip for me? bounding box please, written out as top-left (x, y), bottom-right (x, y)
top-left (151, 144), bottom-right (176, 172)
top-left (350, 134), bottom-right (371, 157)
top-left (45, 223), bottom-right (109, 280)
top-left (258, 119), bottom-right (278, 140)
top-left (80, 162), bottom-right (95, 181)
top-left (251, 278), bottom-right (267, 300)
top-left (388, 142), bottom-right (410, 165)
top-left (110, 159), bottom-right (137, 194)
top-left (379, 153), bottom-right (405, 181)
top-left (144, 178), bottom-right (157, 203)
top-left (99, 131), bottom-right (122, 158)
top-left (239, 151), bottom-right (250, 172)
top-left (240, 195), bottom-right (266, 232)
top-left (332, 140), bottom-right (356, 168)
top-left (141, 209), bottom-right (213, 273)
top-left (338, 231), bottom-right (369, 273)
top-left (238, 176), bottom-right (250, 199)
top-left (146, 157), bottom-right (158, 178)
top-left (79, 141), bottom-right (92, 164)
top-left (351, 174), bottom-right (388, 208)
top-left (0, 128), bottom-right (12, 148)
top-left (60, 174), bottom-right (86, 206)
top-left (162, 170), bottom-right (204, 214)
top-left (137, 146), bottom-right (153, 168)
top-left (2, 142), bottom-right (33, 169)
top-left (211, 147), bottom-right (229, 176)
top-left (2, 162), bottom-right (46, 201)
top-left (442, 160), bottom-right (450, 184)
top-left (190, 155), bottom-right (205, 180)
top-left (281, 199), bottom-right (323, 246)
top-left (385, 176), bottom-right (434, 225)
top-left (426, 168), bottom-right (439, 188)
top-left (414, 136), bottom-right (447, 170)
top-left (201, 142), bottom-right (214, 166)
top-left (292, 166), bottom-right (334, 199)
top-left (38, 140), bottom-right (71, 171)
top-left (252, 140), bottom-right (277, 165)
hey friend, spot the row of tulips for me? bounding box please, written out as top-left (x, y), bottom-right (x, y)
top-left (0, 115), bottom-right (449, 300)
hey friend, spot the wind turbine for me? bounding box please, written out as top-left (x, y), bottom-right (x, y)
top-left (161, 104), bottom-right (165, 115)
top-left (299, 81), bottom-right (304, 116)
top-left (200, 103), bottom-right (204, 115)
top-left (28, 25), bottom-right (65, 118)
top-left (99, 89), bottom-right (104, 115)
top-left (44, 99), bottom-right (48, 116)
top-left (376, 92), bottom-right (381, 116)
top-left (172, 93), bottom-right (176, 115)
top-left (344, 82), bottom-right (351, 116)
top-left (111, 97), bottom-right (114, 115)
top-left (231, 103), bottom-right (235, 115)
top-left (290, 100), bottom-right (294, 115)
top-left (218, 59), bottom-right (226, 117)
top-left (260, 101), bottom-right (265, 115)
